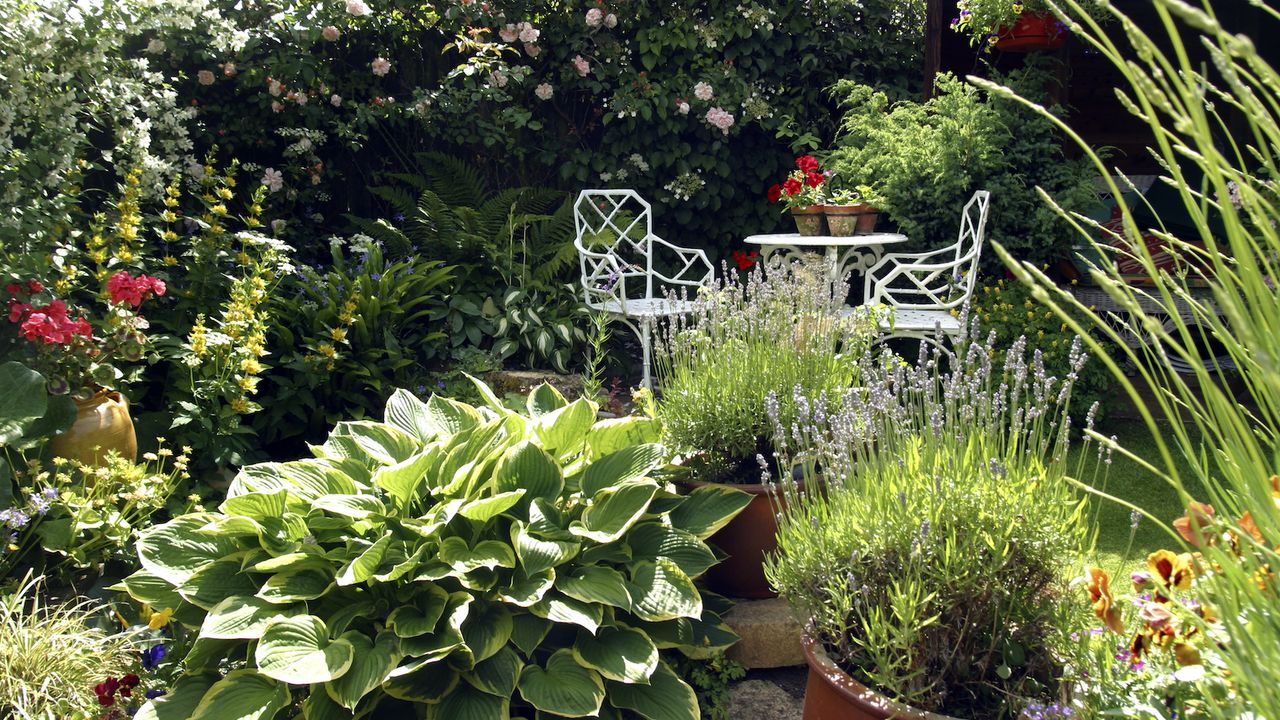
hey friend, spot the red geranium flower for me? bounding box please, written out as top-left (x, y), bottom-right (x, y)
top-left (4, 283), bottom-right (20, 295)
top-left (804, 171), bottom-right (824, 188)
top-left (107, 272), bottom-right (166, 307)
top-left (731, 249), bottom-right (760, 270)
top-left (27, 280), bottom-right (43, 293)
top-left (782, 177), bottom-right (803, 196)
top-left (767, 184), bottom-right (782, 203)
top-left (795, 155), bottom-right (819, 173)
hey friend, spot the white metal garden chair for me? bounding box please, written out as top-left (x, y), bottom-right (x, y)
top-left (862, 190), bottom-right (991, 347)
top-left (574, 189), bottom-right (714, 388)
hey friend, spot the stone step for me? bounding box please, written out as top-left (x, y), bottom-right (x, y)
top-left (727, 678), bottom-right (804, 720)
top-left (723, 597), bottom-right (805, 669)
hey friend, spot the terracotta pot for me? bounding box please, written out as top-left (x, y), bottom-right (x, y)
top-left (791, 206), bottom-right (827, 237)
top-left (680, 479), bottom-right (784, 599)
top-left (823, 204), bottom-right (880, 236)
top-left (855, 211), bottom-right (880, 234)
top-left (995, 11), bottom-right (1068, 52)
top-left (49, 390), bottom-right (137, 466)
top-left (802, 634), bottom-right (959, 720)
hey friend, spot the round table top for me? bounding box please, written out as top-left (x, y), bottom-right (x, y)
top-left (743, 232), bottom-right (907, 247)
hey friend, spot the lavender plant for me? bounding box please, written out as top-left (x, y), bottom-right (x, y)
top-left (653, 259), bottom-right (878, 483)
top-left (765, 314), bottom-right (1091, 717)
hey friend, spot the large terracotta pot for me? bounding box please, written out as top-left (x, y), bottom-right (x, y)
top-left (802, 634), bottom-right (958, 720)
top-left (50, 390), bottom-right (137, 466)
top-left (791, 206), bottom-right (827, 237)
top-left (995, 11), bottom-right (1068, 52)
top-left (681, 479), bottom-right (784, 599)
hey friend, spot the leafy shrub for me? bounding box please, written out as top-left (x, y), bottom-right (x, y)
top-left (766, 321), bottom-right (1090, 717)
top-left (355, 154), bottom-right (589, 372)
top-left (0, 574), bottom-right (138, 719)
top-left (829, 62), bottom-right (1100, 267)
top-left (655, 260), bottom-right (878, 482)
top-left (254, 240), bottom-right (455, 449)
top-left (122, 379), bottom-right (750, 719)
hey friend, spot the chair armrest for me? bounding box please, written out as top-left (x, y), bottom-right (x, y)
top-left (576, 238), bottom-right (630, 311)
top-left (650, 236), bottom-right (715, 288)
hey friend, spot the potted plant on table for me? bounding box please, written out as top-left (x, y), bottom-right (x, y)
top-left (765, 324), bottom-right (1092, 718)
top-left (823, 185), bottom-right (885, 237)
top-left (654, 259), bottom-right (877, 598)
top-left (2, 271), bottom-right (165, 465)
top-left (768, 155), bottom-right (830, 236)
top-left (951, 1), bottom-right (1099, 52)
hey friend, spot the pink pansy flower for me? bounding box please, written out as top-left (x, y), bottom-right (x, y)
top-left (322, 25), bottom-right (341, 41)
top-left (572, 54), bottom-right (590, 77)
top-left (371, 57), bottom-right (391, 76)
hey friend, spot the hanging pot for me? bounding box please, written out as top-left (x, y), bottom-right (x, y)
top-left (49, 390), bottom-right (137, 466)
top-left (802, 634), bottom-right (960, 720)
top-left (791, 206), bottom-right (827, 237)
top-left (995, 11), bottom-right (1068, 52)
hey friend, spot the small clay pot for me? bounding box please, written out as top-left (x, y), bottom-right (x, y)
top-left (49, 390), bottom-right (137, 466)
top-left (855, 211), bottom-right (880, 234)
top-left (824, 204), bottom-right (878, 236)
top-left (791, 206), bottom-right (827, 237)
top-left (802, 634), bottom-right (959, 720)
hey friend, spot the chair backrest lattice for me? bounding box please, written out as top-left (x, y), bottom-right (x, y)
top-left (869, 190), bottom-right (990, 310)
top-left (573, 189), bottom-right (713, 310)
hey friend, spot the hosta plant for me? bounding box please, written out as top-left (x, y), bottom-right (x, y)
top-left (120, 379), bottom-right (750, 720)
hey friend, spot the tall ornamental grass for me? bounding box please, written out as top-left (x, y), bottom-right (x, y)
top-left (765, 323), bottom-right (1091, 717)
top-left (972, 1), bottom-right (1280, 715)
top-left (654, 259), bottom-right (877, 482)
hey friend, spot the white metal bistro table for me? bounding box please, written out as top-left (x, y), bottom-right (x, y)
top-left (743, 232), bottom-right (908, 288)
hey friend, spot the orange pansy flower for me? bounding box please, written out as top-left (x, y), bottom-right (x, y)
top-left (1085, 566), bottom-right (1125, 634)
top-left (1172, 501), bottom-right (1216, 547)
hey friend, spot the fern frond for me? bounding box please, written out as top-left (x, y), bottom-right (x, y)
top-left (413, 151), bottom-right (489, 207)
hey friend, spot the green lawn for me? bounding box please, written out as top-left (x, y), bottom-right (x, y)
top-left (1071, 417), bottom-right (1206, 573)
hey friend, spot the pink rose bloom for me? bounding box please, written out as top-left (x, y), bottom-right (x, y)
top-left (676, 100), bottom-right (690, 115)
top-left (534, 83), bottom-right (554, 100)
top-left (294, 92), bottom-right (308, 105)
top-left (322, 25), bottom-right (341, 41)
top-left (490, 70), bottom-right (507, 88)
top-left (371, 57), bottom-right (391, 77)
top-left (705, 106), bottom-right (735, 135)
top-left (222, 62), bottom-right (236, 77)
top-left (499, 24), bottom-right (518, 42)
top-left (267, 79), bottom-right (283, 96)
top-left (693, 81), bottom-right (713, 101)
top-left (524, 42), bottom-right (540, 57)
top-left (345, 0), bottom-right (371, 16)
top-left (271, 101), bottom-right (284, 113)
top-left (604, 13), bottom-right (617, 28)
top-left (585, 8), bottom-right (603, 27)
top-left (197, 70), bottom-right (215, 85)
top-left (518, 22), bottom-right (539, 43)
top-left (330, 94), bottom-right (342, 107)
top-left (572, 54), bottom-right (590, 77)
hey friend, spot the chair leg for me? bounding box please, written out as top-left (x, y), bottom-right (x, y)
top-left (640, 318), bottom-right (654, 390)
